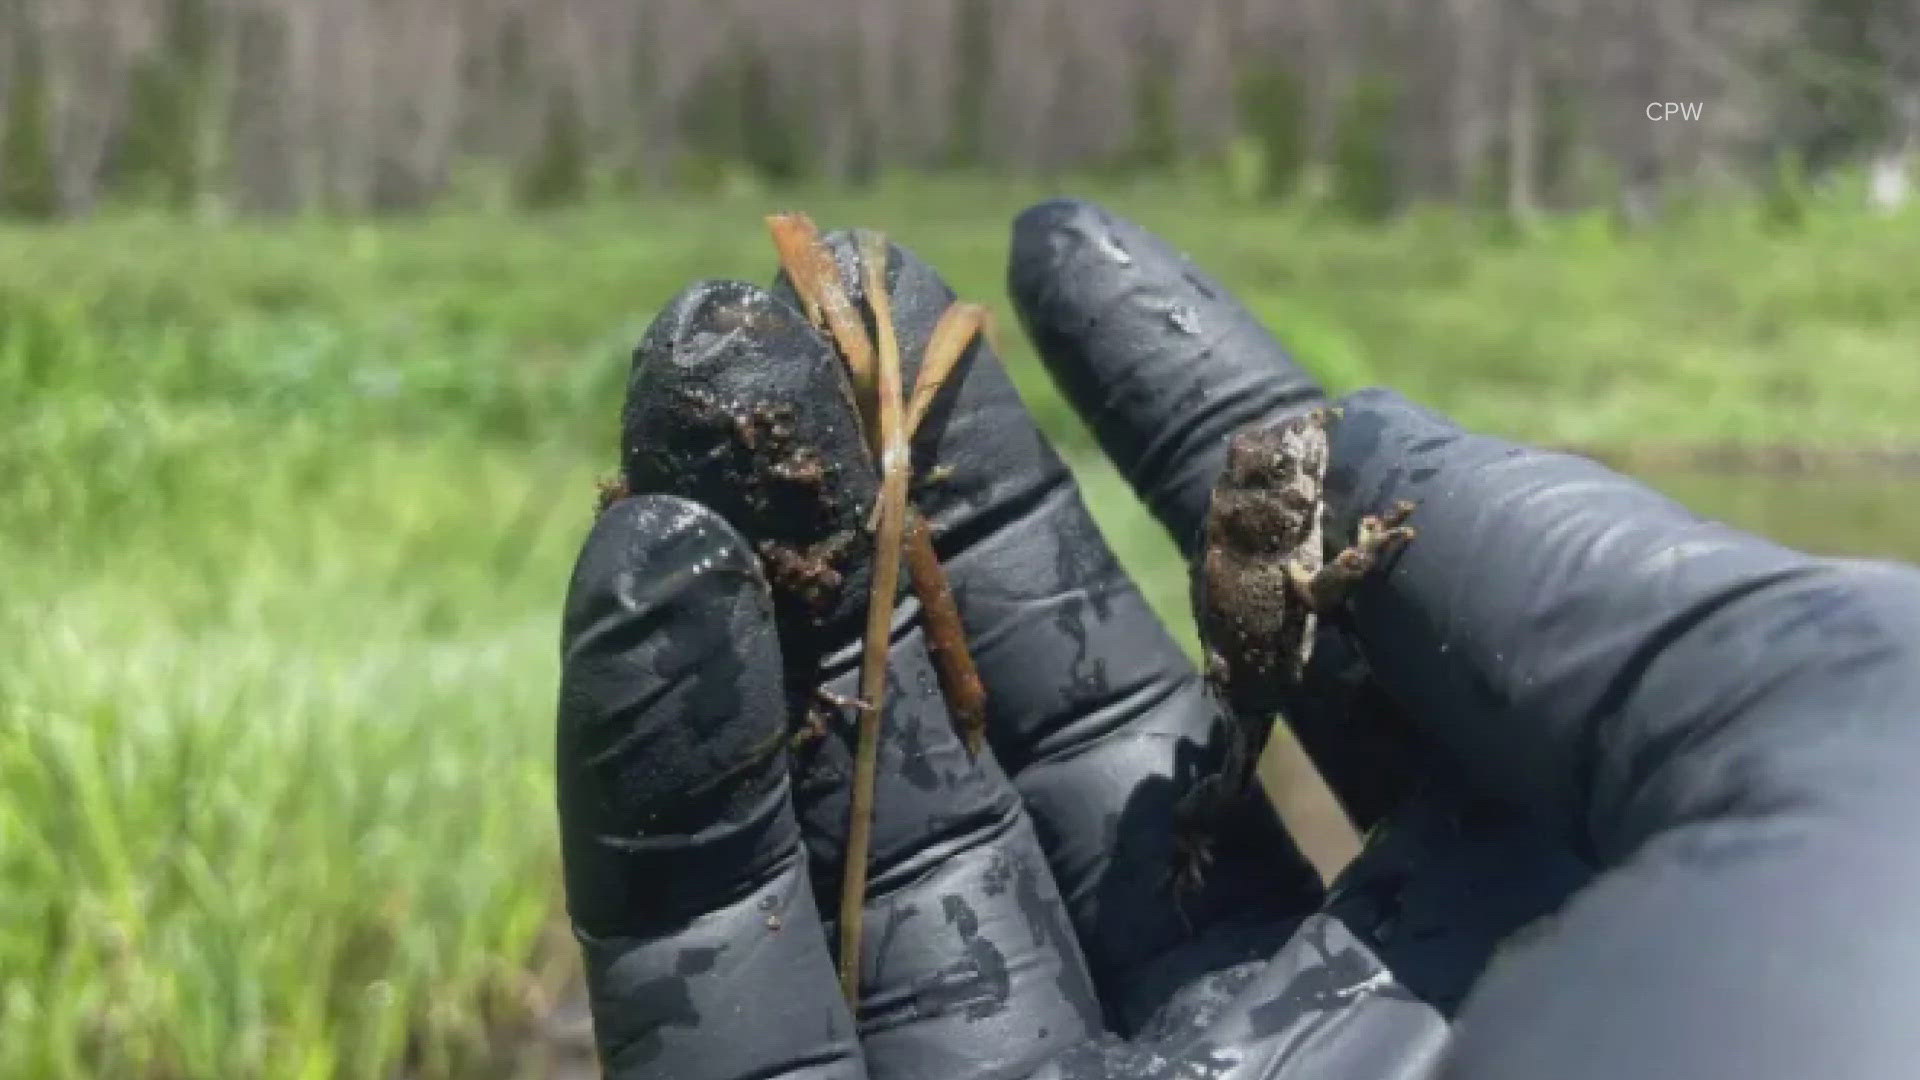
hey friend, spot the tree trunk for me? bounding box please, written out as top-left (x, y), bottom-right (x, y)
top-left (1507, 47), bottom-right (1538, 218)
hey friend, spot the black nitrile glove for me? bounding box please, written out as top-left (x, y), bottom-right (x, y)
top-left (559, 200), bottom-right (1920, 1079)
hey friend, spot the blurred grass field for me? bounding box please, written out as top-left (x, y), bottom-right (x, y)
top-left (5, 180), bottom-right (1920, 1076)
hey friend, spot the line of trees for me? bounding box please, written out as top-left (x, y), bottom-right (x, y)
top-left (1, 0), bottom-right (1916, 218)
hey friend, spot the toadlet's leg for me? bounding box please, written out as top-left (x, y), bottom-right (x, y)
top-left (1297, 500), bottom-right (1417, 612)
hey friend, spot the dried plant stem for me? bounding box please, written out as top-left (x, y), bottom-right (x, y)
top-left (832, 230), bottom-right (911, 1006)
top-left (768, 213), bottom-right (878, 435)
top-left (897, 304), bottom-right (990, 755)
top-left (761, 214), bottom-right (993, 1007)
top-left (902, 511), bottom-right (988, 754)
top-left (904, 302), bottom-right (989, 438)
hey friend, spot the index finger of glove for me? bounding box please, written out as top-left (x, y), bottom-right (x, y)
top-left (1007, 199), bottom-right (1324, 556)
top-left (1007, 200), bottom-right (1435, 830)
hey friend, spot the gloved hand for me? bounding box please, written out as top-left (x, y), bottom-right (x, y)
top-left (558, 200), bottom-right (1920, 1079)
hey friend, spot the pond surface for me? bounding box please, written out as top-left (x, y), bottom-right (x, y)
top-left (1653, 470), bottom-right (1920, 565)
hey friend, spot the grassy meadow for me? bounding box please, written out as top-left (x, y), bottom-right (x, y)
top-left (4, 179), bottom-right (1920, 1076)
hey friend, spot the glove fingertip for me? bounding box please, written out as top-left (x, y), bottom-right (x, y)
top-left (1007, 197), bottom-right (1325, 552)
top-left (559, 493), bottom-right (796, 937)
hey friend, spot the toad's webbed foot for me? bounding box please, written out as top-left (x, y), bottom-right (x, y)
top-left (1168, 701), bottom-right (1270, 899)
top-left (1166, 754), bottom-right (1258, 912)
top-left (1294, 500), bottom-right (1417, 611)
top-left (1169, 824), bottom-right (1217, 911)
top-left (1168, 775), bottom-right (1229, 912)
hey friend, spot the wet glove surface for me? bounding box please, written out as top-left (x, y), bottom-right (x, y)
top-left (560, 226), bottom-right (1368, 1080)
top-left (559, 200), bottom-right (1920, 1079)
top-left (1012, 198), bottom-right (1920, 1078)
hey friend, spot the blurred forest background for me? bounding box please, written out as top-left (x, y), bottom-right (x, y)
top-left (5, 2), bottom-right (1920, 1078)
top-left (3, 0), bottom-right (1919, 219)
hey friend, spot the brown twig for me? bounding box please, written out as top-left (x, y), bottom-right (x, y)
top-left (761, 215), bottom-right (994, 1007)
top-left (896, 302), bottom-right (991, 756)
top-left (904, 302), bottom-right (989, 438)
top-left (902, 511), bottom-right (988, 754)
top-left (834, 230), bottom-right (910, 1006)
top-left (768, 214), bottom-right (877, 437)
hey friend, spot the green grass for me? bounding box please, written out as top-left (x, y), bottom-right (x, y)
top-left (4, 181), bottom-right (1920, 1076)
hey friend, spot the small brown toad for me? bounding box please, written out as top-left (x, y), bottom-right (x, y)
top-left (1173, 406), bottom-right (1415, 897)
